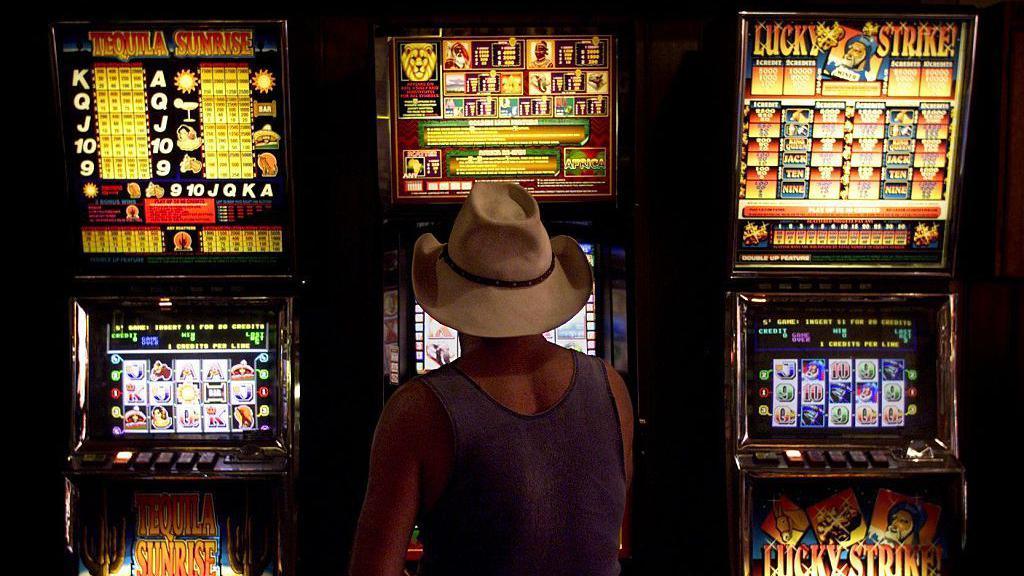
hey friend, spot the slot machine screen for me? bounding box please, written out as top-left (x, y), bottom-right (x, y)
top-left (383, 33), bottom-right (615, 202)
top-left (52, 22), bottom-right (293, 276)
top-left (732, 14), bottom-right (975, 271)
top-left (76, 301), bottom-right (283, 443)
top-left (415, 243), bottom-right (598, 373)
top-left (741, 297), bottom-right (949, 441)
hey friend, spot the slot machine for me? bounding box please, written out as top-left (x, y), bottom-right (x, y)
top-left (726, 12), bottom-right (976, 576)
top-left (375, 25), bottom-right (635, 564)
top-left (52, 21), bottom-right (298, 576)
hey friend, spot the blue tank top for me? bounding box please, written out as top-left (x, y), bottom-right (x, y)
top-left (417, 350), bottom-right (626, 576)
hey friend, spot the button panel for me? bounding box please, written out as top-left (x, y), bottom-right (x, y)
top-left (154, 452), bottom-right (175, 469)
top-left (71, 450), bottom-right (284, 473)
top-left (132, 452), bottom-right (154, 469)
top-left (848, 450), bottom-right (870, 467)
top-left (826, 451), bottom-right (848, 467)
top-left (783, 450), bottom-right (804, 466)
top-left (745, 449), bottom-right (904, 469)
top-left (869, 450), bottom-right (890, 467)
top-left (805, 450), bottom-right (826, 467)
top-left (753, 451), bottom-right (780, 466)
top-left (197, 452), bottom-right (218, 470)
top-left (175, 452), bottom-right (198, 471)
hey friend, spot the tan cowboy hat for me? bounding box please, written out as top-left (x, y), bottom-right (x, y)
top-left (412, 182), bottom-right (593, 338)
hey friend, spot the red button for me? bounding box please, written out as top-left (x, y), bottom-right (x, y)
top-left (258, 386), bottom-right (270, 398)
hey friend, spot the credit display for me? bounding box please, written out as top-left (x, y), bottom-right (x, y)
top-left (415, 243), bottom-right (597, 373)
top-left (387, 35), bottom-right (615, 202)
top-left (52, 22), bottom-right (292, 275)
top-left (749, 476), bottom-right (961, 576)
top-left (83, 305), bottom-right (280, 441)
top-left (734, 15), bottom-right (975, 270)
top-left (743, 301), bottom-right (940, 440)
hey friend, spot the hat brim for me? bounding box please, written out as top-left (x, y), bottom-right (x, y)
top-left (412, 233), bottom-right (594, 338)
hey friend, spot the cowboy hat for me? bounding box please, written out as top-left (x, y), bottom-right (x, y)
top-left (412, 182), bottom-right (593, 338)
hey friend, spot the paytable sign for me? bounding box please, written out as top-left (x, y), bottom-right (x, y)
top-left (388, 35), bottom-right (615, 202)
top-left (52, 22), bottom-right (292, 276)
top-left (734, 14), bottom-right (975, 270)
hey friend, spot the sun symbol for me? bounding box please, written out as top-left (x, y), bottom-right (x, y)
top-left (174, 69), bottom-right (198, 93)
top-left (83, 183), bottom-right (99, 199)
top-left (251, 70), bottom-right (276, 94)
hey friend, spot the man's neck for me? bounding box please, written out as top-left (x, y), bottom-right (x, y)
top-left (457, 334), bottom-right (561, 375)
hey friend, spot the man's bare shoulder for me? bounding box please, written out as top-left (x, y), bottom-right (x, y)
top-left (379, 378), bottom-right (449, 438)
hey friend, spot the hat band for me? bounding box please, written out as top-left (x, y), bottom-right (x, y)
top-left (441, 245), bottom-right (556, 288)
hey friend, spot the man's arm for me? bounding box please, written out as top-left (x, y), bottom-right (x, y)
top-left (349, 380), bottom-right (451, 576)
top-left (602, 359), bottom-right (634, 488)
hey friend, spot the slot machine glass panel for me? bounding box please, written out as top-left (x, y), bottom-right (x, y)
top-left (71, 297), bottom-right (292, 453)
top-left (733, 293), bottom-right (955, 452)
top-left (730, 13), bottom-right (977, 275)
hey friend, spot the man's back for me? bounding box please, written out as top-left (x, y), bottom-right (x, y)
top-left (349, 183), bottom-right (633, 576)
top-left (417, 347), bottom-right (626, 576)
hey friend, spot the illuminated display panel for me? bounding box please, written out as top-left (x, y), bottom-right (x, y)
top-left (74, 479), bottom-right (280, 576)
top-left (734, 15), bottom-right (975, 270)
top-left (52, 22), bottom-right (292, 276)
top-left (748, 475), bottom-right (961, 575)
top-left (83, 303), bottom-right (280, 442)
top-left (388, 34), bottom-right (615, 202)
top-left (743, 299), bottom-right (941, 440)
top-left (414, 243), bottom-right (597, 373)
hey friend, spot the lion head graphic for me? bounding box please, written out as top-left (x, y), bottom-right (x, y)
top-left (401, 43), bottom-right (438, 82)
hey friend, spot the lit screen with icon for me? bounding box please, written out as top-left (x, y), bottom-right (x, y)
top-left (733, 15), bottom-right (974, 270)
top-left (743, 301), bottom-right (939, 440)
top-left (52, 22), bottom-right (292, 275)
top-left (92, 307), bottom-right (279, 440)
top-left (414, 243), bottom-right (598, 374)
top-left (387, 34), bottom-right (616, 202)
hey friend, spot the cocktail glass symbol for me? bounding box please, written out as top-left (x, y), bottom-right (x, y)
top-left (174, 98), bottom-right (200, 122)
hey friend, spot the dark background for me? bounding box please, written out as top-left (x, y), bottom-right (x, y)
top-left (23, 1), bottom-right (1022, 574)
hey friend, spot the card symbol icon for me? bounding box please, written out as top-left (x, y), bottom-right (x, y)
top-left (856, 360), bottom-right (877, 381)
top-left (857, 405), bottom-right (879, 425)
top-left (884, 383), bottom-right (903, 402)
top-left (776, 384), bottom-right (795, 403)
top-left (883, 406), bottom-right (905, 426)
top-left (802, 383), bottom-right (825, 404)
top-left (774, 406), bottom-right (797, 426)
top-left (830, 405), bottom-right (851, 425)
top-left (774, 360), bottom-right (797, 380)
top-left (123, 360), bottom-right (147, 381)
top-left (829, 360), bottom-right (852, 381)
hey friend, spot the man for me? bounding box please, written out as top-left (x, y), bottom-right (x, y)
top-left (445, 42), bottom-right (470, 69)
top-left (531, 40), bottom-right (554, 68)
top-left (350, 183), bottom-right (633, 576)
top-left (824, 33), bottom-right (878, 81)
